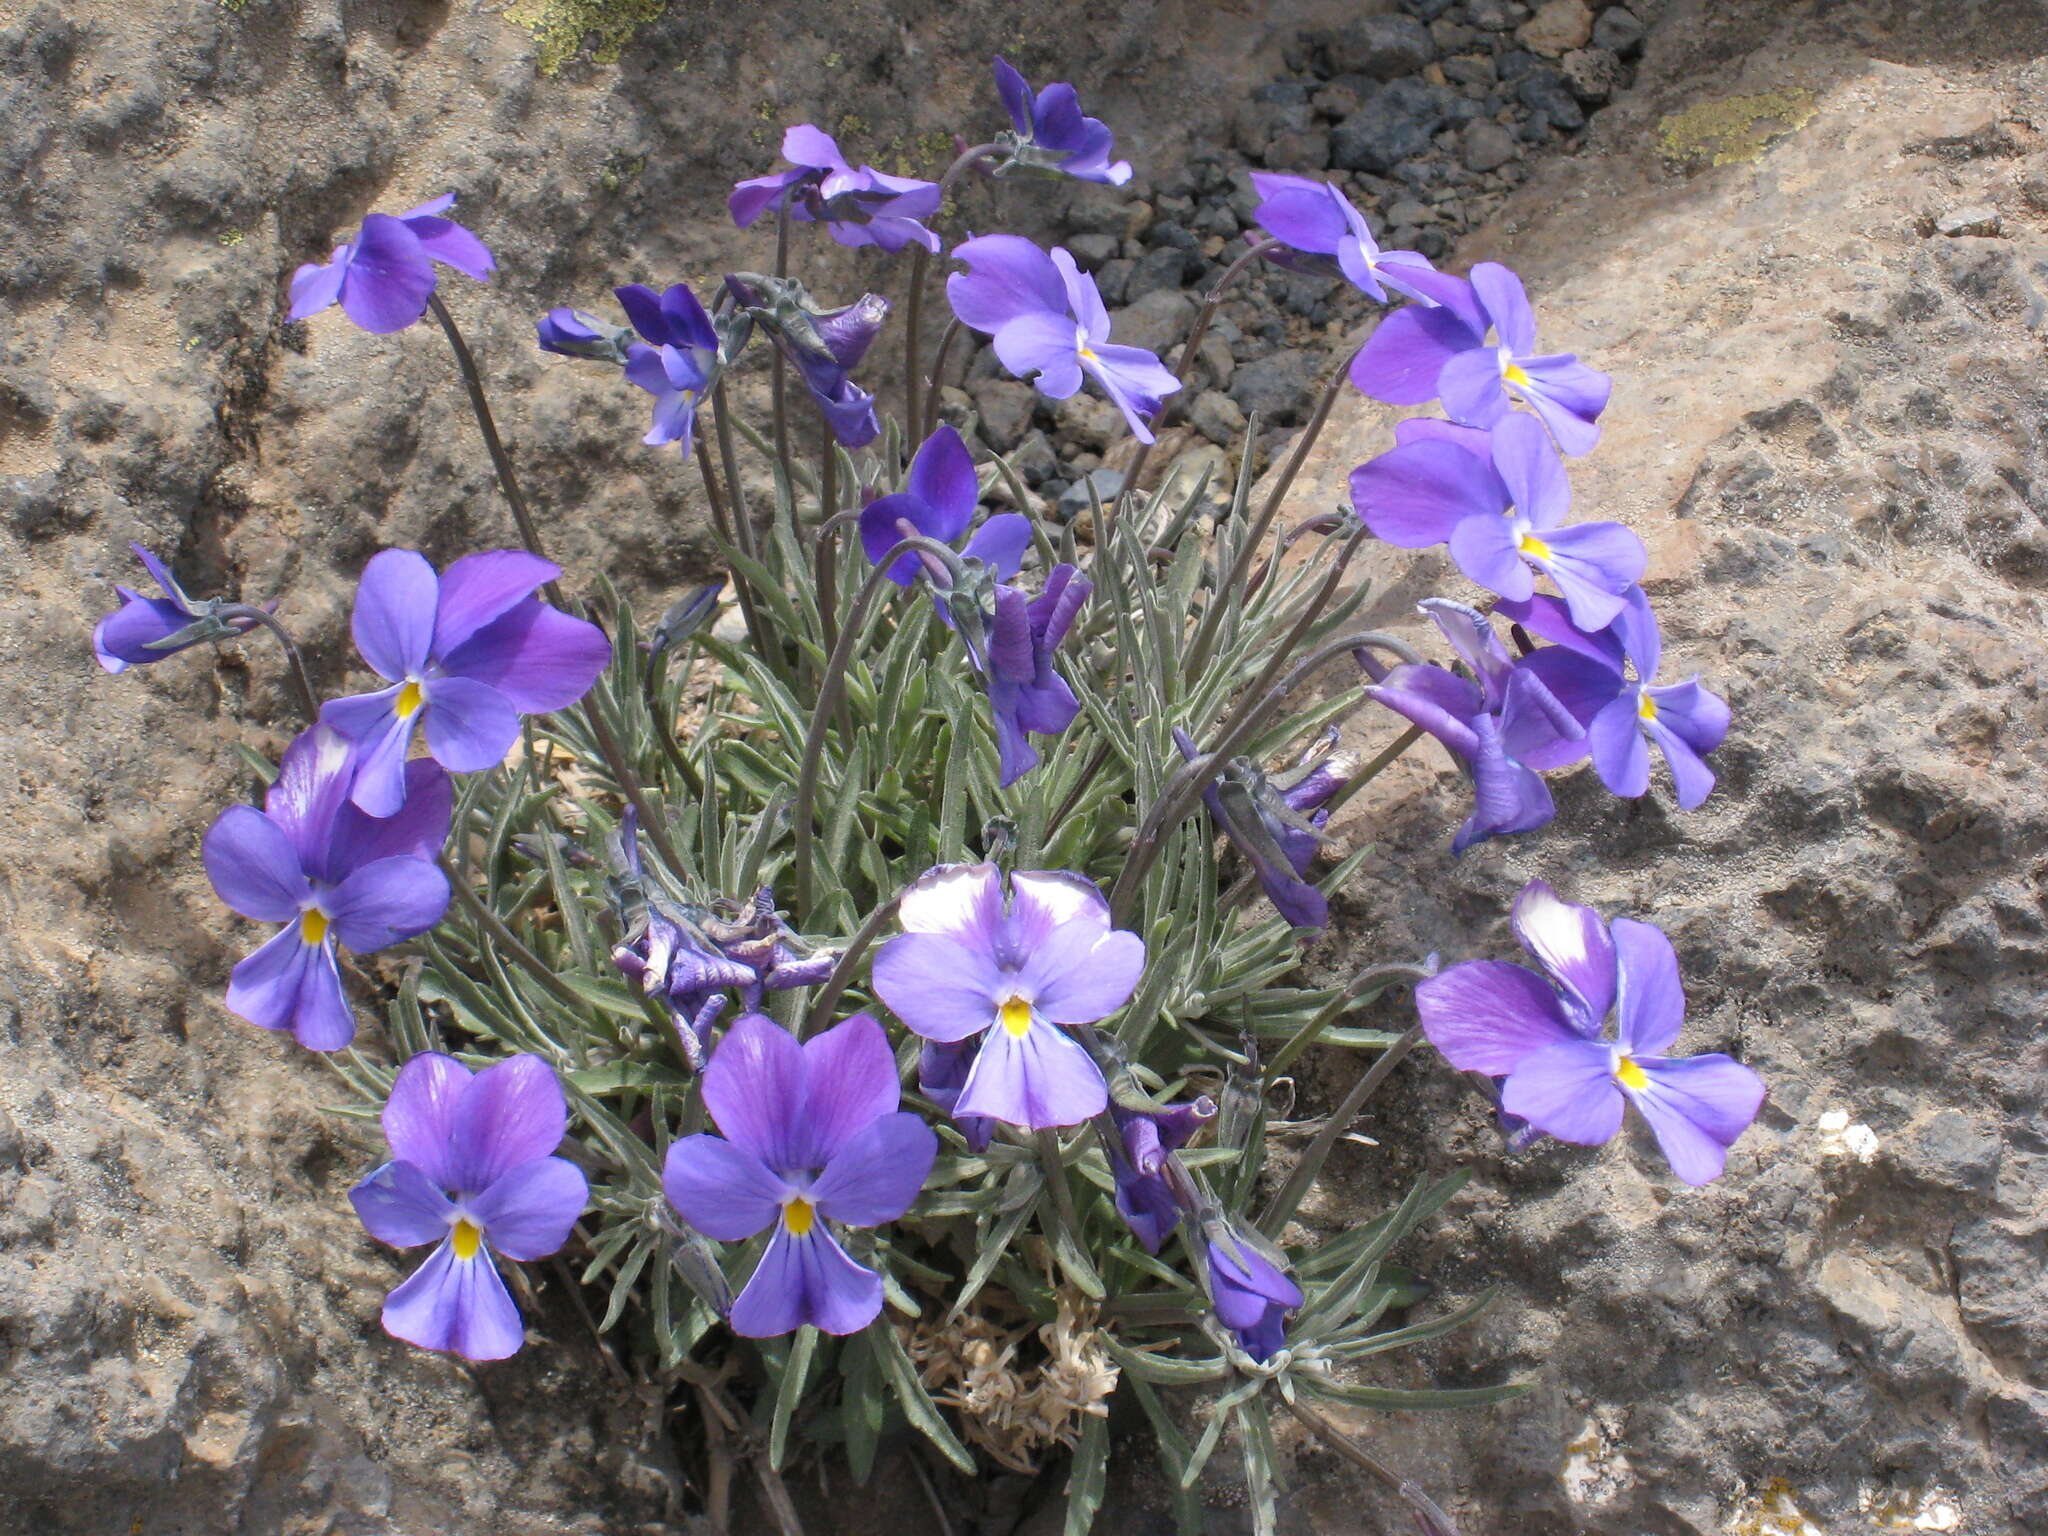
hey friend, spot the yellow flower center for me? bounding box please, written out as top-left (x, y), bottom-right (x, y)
top-left (1504, 361), bottom-right (1531, 387)
top-left (999, 996), bottom-right (1034, 1038)
top-left (451, 1217), bottom-right (484, 1260)
top-left (1517, 532), bottom-right (1553, 561)
top-left (396, 680), bottom-right (425, 719)
top-left (299, 908), bottom-right (330, 945)
top-left (1637, 691), bottom-right (1660, 722)
top-left (783, 1195), bottom-right (816, 1236)
top-left (1615, 1056), bottom-right (1649, 1091)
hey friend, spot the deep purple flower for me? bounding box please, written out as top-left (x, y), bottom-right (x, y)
top-left (729, 125), bottom-right (942, 254)
top-left (1108, 1096), bottom-right (1216, 1253)
top-left (1502, 590), bottom-right (1732, 811)
top-left (871, 864), bottom-right (1144, 1129)
top-left (320, 550), bottom-right (612, 817)
top-left (662, 1012), bottom-right (936, 1337)
top-left (535, 307), bottom-right (633, 364)
top-left (991, 57), bottom-right (1132, 185)
top-left (288, 194), bottom-right (494, 335)
top-left (961, 564), bottom-right (1091, 787)
top-left (349, 1053), bottom-right (589, 1360)
top-left (615, 282), bottom-right (721, 454)
top-left (1349, 412), bottom-right (1645, 630)
top-left (724, 277), bottom-right (889, 448)
top-left (93, 544), bottom-right (259, 673)
top-left (1365, 598), bottom-right (1583, 854)
top-left (1249, 172), bottom-right (1451, 305)
top-left (916, 1038), bottom-right (996, 1152)
top-left (1349, 262), bottom-right (1611, 455)
top-left (1201, 1217), bottom-right (1302, 1362)
top-left (203, 727), bottom-right (451, 1051)
top-left (947, 235), bottom-right (1181, 443)
top-left (860, 424), bottom-right (1031, 585)
top-left (1173, 730), bottom-right (1350, 929)
top-left (1416, 881), bottom-right (1766, 1185)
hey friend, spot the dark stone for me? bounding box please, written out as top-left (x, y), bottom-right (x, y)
top-left (1232, 95), bottom-right (1314, 158)
top-left (1442, 53), bottom-right (1498, 88)
top-left (1561, 45), bottom-right (1624, 102)
top-left (1331, 79), bottom-right (1453, 173)
top-left (1145, 219), bottom-right (1200, 252)
top-left (1057, 466), bottom-right (1125, 520)
top-left (1519, 67), bottom-right (1587, 129)
top-left (1467, 0), bottom-right (1521, 30)
top-left (1064, 232), bottom-right (1120, 271)
top-left (1263, 129), bottom-right (1332, 169)
top-left (1498, 48), bottom-right (1540, 81)
top-left (1228, 348), bottom-right (1321, 425)
top-left (1110, 288), bottom-right (1198, 355)
top-left (1324, 14), bottom-right (1437, 79)
top-left (1462, 117), bottom-right (1520, 172)
top-left (1008, 429), bottom-right (1060, 487)
top-left (1401, 0), bottom-right (1459, 18)
top-left (1123, 244), bottom-right (1196, 303)
top-left (1591, 5), bottom-right (1647, 54)
top-left (969, 379), bottom-right (1036, 453)
top-left (1094, 257), bottom-right (1135, 307)
top-left (1192, 201), bottom-right (1240, 239)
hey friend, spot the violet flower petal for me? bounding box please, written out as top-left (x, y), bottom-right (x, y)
top-left (1437, 346), bottom-right (1513, 428)
top-left (1415, 959), bottom-right (1583, 1073)
top-left (1491, 412), bottom-right (1571, 527)
top-left (1448, 513), bottom-right (1536, 601)
top-left (420, 675), bottom-right (522, 773)
top-left (448, 1055), bottom-right (568, 1195)
top-left (431, 550), bottom-right (561, 655)
top-left (906, 424), bottom-right (979, 528)
top-left (1501, 1037), bottom-right (1626, 1145)
top-left (954, 1015), bottom-right (1107, 1128)
top-left (1350, 302), bottom-right (1484, 405)
top-left (381, 1237), bottom-right (525, 1360)
top-left (895, 861), bottom-right (1008, 941)
top-left (1625, 1055), bottom-right (1766, 1185)
top-left (350, 1158), bottom-right (456, 1248)
top-left (1588, 692), bottom-right (1653, 796)
top-left (662, 1134), bottom-right (788, 1241)
top-left (320, 686), bottom-right (417, 819)
top-left (468, 1156), bottom-right (588, 1260)
top-left (810, 1111), bottom-right (937, 1226)
top-left (796, 1012), bottom-right (901, 1165)
top-left (871, 933), bottom-right (1007, 1043)
top-left (326, 760), bottom-right (454, 881)
top-left (1017, 921), bottom-right (1144, 1024)
top-left (1647, 717), bottom-right (1718, 809)
top-left (961, 512), bottom-right (1032, 578)
top-left (336, 213), bottom-right (437, 335)
top-left (1510, 881), bottom-right (1617, 1030)
top-left (1006, 869), bottom-right (1112, 946)
top-left (1349, 439), bottom-right (1505, 547)
top-left (1470, 262), bottom-right (1537, 354)
top-left (352, 548), bottom-right (439, 682)
top-left (729, 1225), bottom-right (882, 1338)
top-left (383, 1052), bottom-right (470, 1190)
top-left (992, 310), bottom-right (1086, 396)
top-left (438, 599), bottom-right (612, 714)
top-left (324, 855), bottom-right (450, 954)
top-left (702, 1012), bottom-right (807, 1168)
top-left (947, 234), bottom-right (1069, 334)
top-left (1612, 917), bottom-right (1684, 1057)
top-left (227, 928), bottom-right (355, 1049)
top-left (203, 804), bottom-right (311, 923)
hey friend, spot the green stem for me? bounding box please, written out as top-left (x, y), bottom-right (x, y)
top-left (1258, 1023), bottom-right (1423, 1237)
top-left (215, 603), bottom-right (319, 722)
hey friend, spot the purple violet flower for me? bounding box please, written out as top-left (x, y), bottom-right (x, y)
top-left (1364, 598), bottom-right (1584, 854)
top-left (1108, 1096), bottom-right (1216, 1253)
top-left (1502, 590), bottom-right (1732, 811)
top-left (1249, 172), bottom-right (1451, 305)
top-left (348, 1053), bottom-right (589, 1360)
top-left (859, 424), bottom-right (1031, 585)
top-left (203, 726), bottom-right (452, 1050)
top-left (320, 550), bottom-right (612, 817)
top-left (959, 564), bottom-right (1091, 787)
top-left (616, 282), bottom-right (721, 454)
top-left (1173, 729), bottom-right (1350, 929)
top-left (661, 1012), bottom-right (937, 1337)
top-left (991, 57), bottom-right (1133, 185)
top-left (1416, 881), bottom-right (1767, 1185)
top-left (93, 543), bottom-right (259, 673)
top-left (729, 126), bottom-right (942, 254)
top-left (871, 864), bottom-right (1144, 1130)
top-left (916, 1038), bottom-right (997, 1153)
top-left (1348, 262), bottom-right (1612, 455)
top-left (288, 194), bottom-right (495, 335)
top-left (947, 234), bottom-right (1181, 444)
top-left (1349, 412), bottom-right (1646, 631)
top-left (535, 307), bottom-right (633, 364)
top-left (1201, 1216), bottom-right (1303, 1362)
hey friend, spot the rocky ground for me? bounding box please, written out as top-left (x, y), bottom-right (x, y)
top-left (3, 0), bottom-right (2045, 1533)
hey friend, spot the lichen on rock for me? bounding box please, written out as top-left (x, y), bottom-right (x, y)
top-left (505, 0), bottom-right (669, 76)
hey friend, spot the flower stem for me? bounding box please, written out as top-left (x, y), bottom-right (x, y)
top-left (801, 891), bottom-right (901, 1036)
top-left (1262, 960), bottom-right (1435, 1084)
top-left (1258, 1022), bottom-right (1423, 1237)
top-left (902, 142), bottom-right (1002, 452)
top-left (771, 200), bottom-right (800, 529)
top-left (426, 292), bottom-right (550, 564)
top-left (693, 434), bottom-right (771, 661)
top-left (920, 317), bottom-right (965, 443)
top-left (215, 603), bottom-right (319, 722)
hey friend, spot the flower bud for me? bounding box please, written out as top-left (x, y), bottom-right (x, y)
top-left (535, 307), bottom-right (633, 364)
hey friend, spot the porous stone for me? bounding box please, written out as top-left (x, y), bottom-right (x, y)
top-left (1324, 14), bottom-right (1437, 79)
top-left (1051, 392), bottom-right (1122, 452)
top-left (1935, 203), bottom-right (2002, 237)
top-left (1517, 0), bottom-right (1595, 55)
top-left (1332, 79), bottom-right (1453, 172)
top-left (1188, 388), bottom-right (1249, 445)
top-left (1461, 117), bottom-right (1521, 172)
top-left (1591, 4), bottom-right (1647, 53)
top-left (1056, 466), bottom-right (1125, 519)
top-left (1228, 348), bottom-right (1321, 424)
top-left (970, 379), bottom-right (1037, 453)
top-left (1110, 288), bottom-right (1199, 357)
top-left (1560, 45), bottom-right (1625, 101)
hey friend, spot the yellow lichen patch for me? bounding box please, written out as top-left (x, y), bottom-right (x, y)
top-left (505, 0), bottom-right (669, 76)
top-left (1730, 1479), bottom-right (1827, 1536)
top-left (1655, 90), bottom-right (1815, 173)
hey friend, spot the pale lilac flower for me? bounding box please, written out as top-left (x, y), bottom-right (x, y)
top-left (1349, 412), bottom-right (1645, 630)
top-left (288, 194), bottom-right (494, 335)
top-left (1502, 590), bottom-right (1732, 811)
top-left (616, 282), bottom-right (721, 453)
top-left (1363, 598), bottom-right (1582, 854)
top-left (947, 235), bottom-right (1181, 443)
top-left (859, 424), bottom-right (1031, 585)
top-left (871, 864), bottom-right (1144, 1129)
top-left (1416, 881), bottom-right (1766, 1185)
top-left (203, 727), bottom-right (451, 1051)
top-left (729, 126), bottom-right (941, 254)
top-left (661, 1013), bottom-right (936, 1337)
top-left (991, 57), bottom-right (1132, 185)
top-left (1108, 1096), bottom-right (1216, 1253)
top-left (349, 1053), bottom-right (588, 1360)
top-left (320, 550), bottom-right (612, 817)
top-left (1249, 172), bottom-right (1451, 305)
top-left (1349, 262), bottom-right (1611, 455)
top-left (92, 544), bottom-right (259, 672)
top-left (1202, 1216), bottom-right (1302, 1362)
